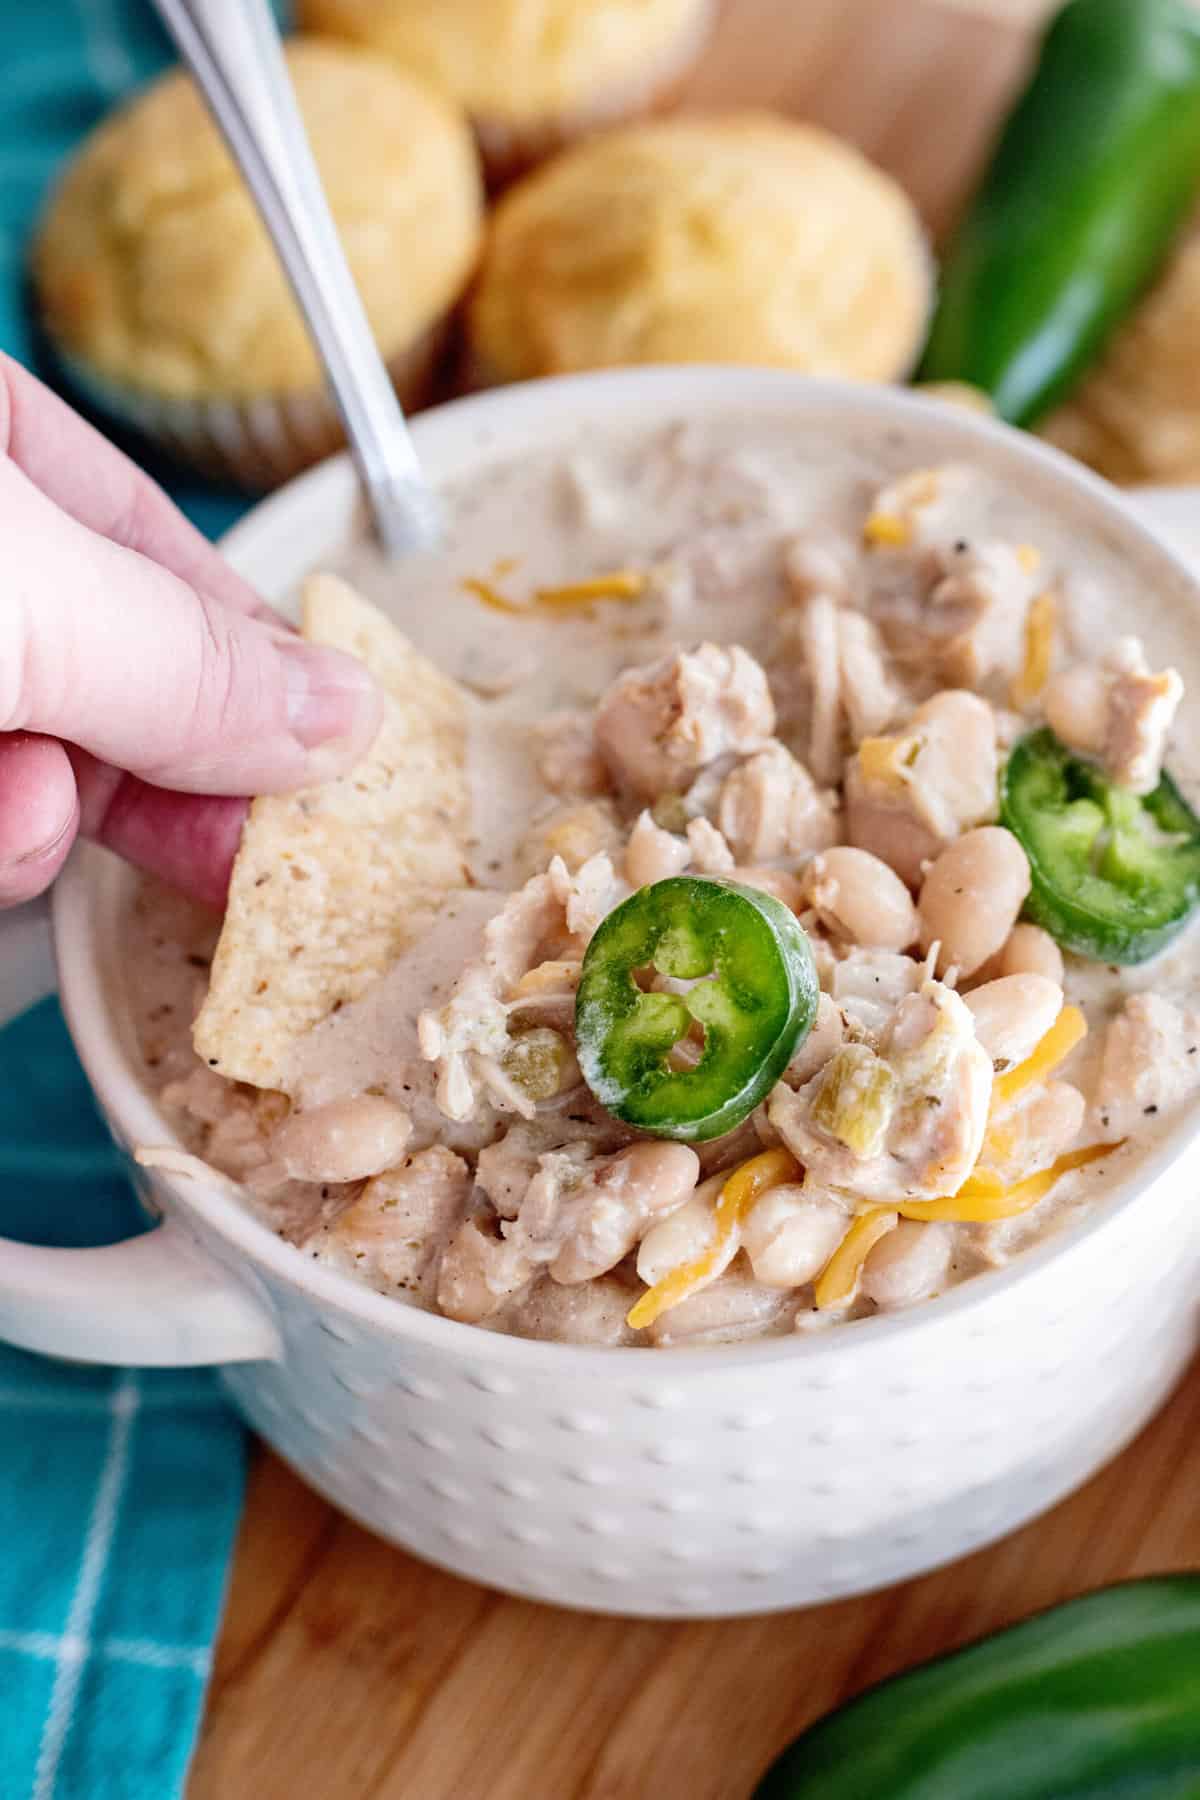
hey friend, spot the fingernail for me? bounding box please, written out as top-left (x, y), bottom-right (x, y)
top-left (15, 808), bottom-right (77, 866)
top-left (279, 641), bottom-right (380, 752)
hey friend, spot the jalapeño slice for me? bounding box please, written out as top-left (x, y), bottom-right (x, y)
top-left (1000, 728), bottom-right (1200, 965)
top-left (574, 876), bottom-right (818, 1142)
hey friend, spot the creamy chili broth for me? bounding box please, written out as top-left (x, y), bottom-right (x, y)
top-left (122, 416), bottom-right (1200, 1348)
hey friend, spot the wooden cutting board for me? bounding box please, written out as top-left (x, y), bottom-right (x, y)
top-left (188, 4), bottom-right (1199, 1794)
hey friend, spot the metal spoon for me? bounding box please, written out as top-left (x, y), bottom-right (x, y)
top-left (152, 0), bottom-right (442, 556)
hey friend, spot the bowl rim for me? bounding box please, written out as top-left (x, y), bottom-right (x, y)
top-left (53, 365), bottom-right (1200, 1371)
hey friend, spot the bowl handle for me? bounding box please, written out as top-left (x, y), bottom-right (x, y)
top-left (0, 1215), bottom-right (281, 1366)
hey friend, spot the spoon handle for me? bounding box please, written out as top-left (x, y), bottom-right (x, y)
top-left (153, 0), bottom-right (442, 555)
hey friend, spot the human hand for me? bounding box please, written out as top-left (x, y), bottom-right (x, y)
top-left (0, 355), bottom-right (382, 909)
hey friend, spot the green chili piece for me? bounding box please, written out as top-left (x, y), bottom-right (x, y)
top-left (574, 877), bottom-right (818, 1142)
top-left (919, 0), bottom-right (1200, 425)
top-left (1000, 728), bottom-right (1200, 964)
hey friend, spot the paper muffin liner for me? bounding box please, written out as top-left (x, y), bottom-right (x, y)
top-left (473, 0), bottom-right (717, 187)
top-left (55, 321), bottom-right (449, 493)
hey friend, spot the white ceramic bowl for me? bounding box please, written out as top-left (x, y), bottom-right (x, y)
top-left (4, 370), bottom-right (1200, 1620)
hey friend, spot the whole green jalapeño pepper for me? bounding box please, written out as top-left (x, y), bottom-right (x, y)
top-left (1001, 728), bottom-right (1200, 964)
top-left (754, 1578), bottom-right (1200, 1799)
top-left (920, 0), bottom-right (1200, 425)
top-left (574, 877), bottom-right (818, 1142)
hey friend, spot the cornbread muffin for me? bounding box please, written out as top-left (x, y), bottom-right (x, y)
top-left (1041, 211), bottom-right (1200, 486)
top-left (466, 114), bottom-right (932, 385)
top-left (33, 39), bottom-right (484, 489)
top-left (298, 0), bottom-right (715, 182)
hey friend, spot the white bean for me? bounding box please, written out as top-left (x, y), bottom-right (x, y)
top-left (612, 1141), bottom-right (700, 1216)
top-left (648, 1275), bottom-right (794, 1345)
top-left (918, 827), bottom-right (1031, 976)
top-left (636, 1176), bottom-right (728, 1286)
top-left (995, 1081), bottom-right (1085, 1181)
top-left (963, 975), bottom-right (1063, 1069)
top-left (741, 1183), bottom-right (847, 1288)
top-left (271, 1095), bottom-right (411, 1184)
top-left (805, 847), bottom-right (918, 950)
top-left (861, 1220), bottom-right (953, 1309)
top-left (996, 923), bottom-right (1065, 987)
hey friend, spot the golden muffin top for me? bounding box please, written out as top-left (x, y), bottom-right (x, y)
top-left (467, 113), bottom-right (932, 384)
top-left (298, 0), bottom-right (710, 122)
top-left (34, 38), bottom-right (484, 400)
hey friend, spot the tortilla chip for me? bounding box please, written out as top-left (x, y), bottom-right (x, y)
top-left (193, 573), bottom-right (470, 1090)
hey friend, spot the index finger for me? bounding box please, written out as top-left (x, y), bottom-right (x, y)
top-left (0, 352), bottom-right (265, 618)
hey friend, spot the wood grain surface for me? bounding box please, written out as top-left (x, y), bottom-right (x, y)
top-left (188, 3), bottom-right (1198, 1794)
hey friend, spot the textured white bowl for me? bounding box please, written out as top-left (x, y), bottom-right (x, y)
top-left (4, 369), bottom-right (1200, 1619)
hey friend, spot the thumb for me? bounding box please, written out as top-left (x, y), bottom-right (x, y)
top-left (0, 457), bottom-right (382, 793)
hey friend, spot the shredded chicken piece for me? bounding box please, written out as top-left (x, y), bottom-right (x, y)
top-left (797, 591), bottom-right (842, 783)
top-left (783, 533), bottom-right (858, 606)
top-left (419, 856), bottom-right (621, 1124)
top-left (732, 866), bottom-right (805, 911)
top-left (476, 1126), bottom-right (542, 1221)
top-left (548, 851), bottom-right (624, 941)
top-left (625, 809), bottom-right (690, 886)
top-left (504, 1141), bottom-right (700, 1285)
top-left (778, 548), bottom-right (902, 784)
top-left (161, 1069), bottom-right (288, 1180)
top-left (475, 1112), bottom-right (632, 1220)
top-left (924, 541), bottom-right (1042, 687)
top-left (1042, 637), bottom-right (1183, 794)
top-left (830, 949), bottom-right (923, 1043)
top-left (717, 741), bottom-right (837, 863)
top-left (437, 1214), bottom-right (535, 1324)
top-left (306, 1147), bottom-right (470, 1303)
top-left (836, 608), bottom-right (903, 742)
top-left (768, 978), bottom-right (992, 1202)
top-left (782, 992), bottom-right (847, 1087)
top-left (1092, 993), bottom-right (1200, 1139)
top-left (593, 643), bottom-right (775, 799)
top-left (685, 816), bottom-right (735, 874)
top-left (534, 710), bottom-right (612, 797)
top-left (845, 690), bottom-right (998, 886)
top-left (418, 872), bottom-right (559, 1121)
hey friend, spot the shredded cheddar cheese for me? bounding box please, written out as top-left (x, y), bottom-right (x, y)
top-left (992, 1005), bottom-right (1086, 1113)
top-left (897, 1141), bottom-right (1118, 1223)
top-left (626, 1147), bottom-right (799, 1330)
top-left (1011, 590), bottom-right (1057, 708)
top-left (863, 513), bottom-right (912, 549)
top-left (462, 576), bottom-right (528, 614)
top-left (857, 732), bottom-right (918, 790)
top-left (535, 571), bottom-right (645, 608)
top-left (464, 569), bottom-right (646, 614)
top-left (814, 1208), bottom-right (898, 1310)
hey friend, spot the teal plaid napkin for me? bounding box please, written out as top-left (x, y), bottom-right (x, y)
top-left (0, 3), bottom-right (296, 1793)
top-left (0, 1002), bottom-right (246, 1800)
